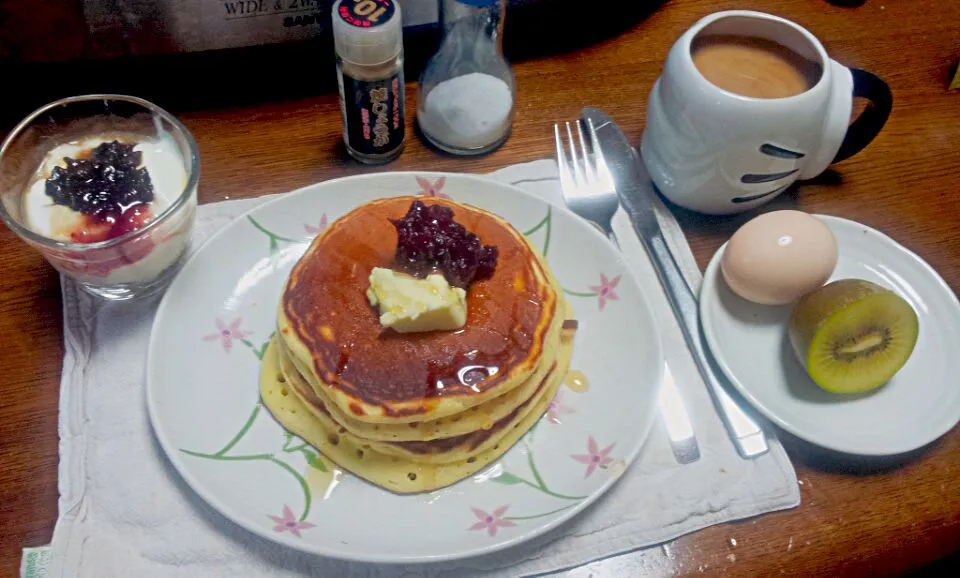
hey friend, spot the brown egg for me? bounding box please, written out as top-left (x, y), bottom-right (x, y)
top-left (721, 210), bottom-right (838, 305)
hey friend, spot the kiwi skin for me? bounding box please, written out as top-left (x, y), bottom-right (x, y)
top-left (788, 279), bottom-right (919, 394)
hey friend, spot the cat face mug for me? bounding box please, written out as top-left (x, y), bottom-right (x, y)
top-left (641, 10), bottom-right (892, 215)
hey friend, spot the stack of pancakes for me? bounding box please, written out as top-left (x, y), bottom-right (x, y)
top-left (260, 196), bottom-right (576, 493)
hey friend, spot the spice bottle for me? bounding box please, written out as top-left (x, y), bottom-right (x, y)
top-left (416, 0), bottom-right (515, 155)
top-left (332, 0), bottom-right (406, 164)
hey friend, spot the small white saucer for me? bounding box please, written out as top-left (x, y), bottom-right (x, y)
top-left (699, 215), bottom-right (960, 456)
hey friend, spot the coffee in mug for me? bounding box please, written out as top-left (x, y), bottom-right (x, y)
top-left (642, 11), bottom-right (892, 215)
top-left (691, 35), bottom-right (821, 99)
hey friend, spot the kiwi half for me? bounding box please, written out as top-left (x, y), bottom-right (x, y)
top-left (789, 279), bottom-right (919, 394)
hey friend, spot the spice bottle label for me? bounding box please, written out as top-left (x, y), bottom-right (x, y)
top-left (336, 0), bottom-right (396, 28)
top-left (338, 69), bottom-right (405, 157)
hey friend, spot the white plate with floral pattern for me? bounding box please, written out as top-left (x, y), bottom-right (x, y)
top-left (146, 172), bottom-right (664, 563)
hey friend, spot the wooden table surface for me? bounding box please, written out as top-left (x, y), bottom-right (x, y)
top-left (2, 0), bottom-right (959, 575)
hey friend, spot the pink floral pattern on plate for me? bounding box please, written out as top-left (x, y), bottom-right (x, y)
top-left (304, 214), bottom-right (328, 235)
top-left (589, 273), bottom-right (621, 311)
top-left (416, 176), bottom-right (450, 199)
top-left (468, 505), bottom-right (516, 537)
top-left (268, 505), bottom-right (316, 538)
top-left (203, 318), bottom-right (252, 353)
top-left (571, 436), bottom-right (616, 478)
top-left (547, 389), bottom-right (575, 424)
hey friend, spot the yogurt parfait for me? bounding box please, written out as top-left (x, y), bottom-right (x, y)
top-left (0, 95), bottom-right (198, 300)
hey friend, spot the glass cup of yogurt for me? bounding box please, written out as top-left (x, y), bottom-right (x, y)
top-left (0, 95), bottom-right (199, 301)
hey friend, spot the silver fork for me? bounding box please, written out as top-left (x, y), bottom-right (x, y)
top-left (555, 119), bottom-right (701, 465)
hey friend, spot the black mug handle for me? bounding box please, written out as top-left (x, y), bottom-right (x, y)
top-left (833, 68), bottom-right (893, 163)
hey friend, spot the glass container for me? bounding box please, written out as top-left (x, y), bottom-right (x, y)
top-left (417, 0), bottom-right (515, 155)
top-left (0, 95), bottom-right (199, 301)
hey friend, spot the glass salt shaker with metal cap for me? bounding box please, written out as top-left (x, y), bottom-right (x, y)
top-left (416, 0), bottom-right (515, 155)
top-left (332, 0), bottom-right (406, 164)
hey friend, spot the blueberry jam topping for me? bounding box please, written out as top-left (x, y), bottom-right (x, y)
top-left (391, 200), bottom-right (498, 288)
top-left (45, 141), bottom-right (154, 221)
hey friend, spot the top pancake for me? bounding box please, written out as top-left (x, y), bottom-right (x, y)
top-left (280, 196), bottom-right (559, 423)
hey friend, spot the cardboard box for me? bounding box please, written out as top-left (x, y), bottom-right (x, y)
top-left (1, 0), bottom-right (438, 61)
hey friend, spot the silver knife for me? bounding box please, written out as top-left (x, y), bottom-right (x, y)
top-left (583, 107), bottom-right (769, 459)
top-left (659, 362), bottom-right (700, 464)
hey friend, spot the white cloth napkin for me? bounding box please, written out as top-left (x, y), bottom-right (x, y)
top-left (40, 159), bottom-right (799, 578)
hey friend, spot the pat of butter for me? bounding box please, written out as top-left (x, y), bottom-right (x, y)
top-left (366, 267), bottom-right (467, 333)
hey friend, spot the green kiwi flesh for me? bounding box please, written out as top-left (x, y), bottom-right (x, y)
top-left (789, 279), bottom-right (919, 394)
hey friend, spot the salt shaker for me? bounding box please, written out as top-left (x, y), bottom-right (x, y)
top-left (332, 0), bottom-right (406, 164)
top-left (416, 0), bottom-right (515, 155)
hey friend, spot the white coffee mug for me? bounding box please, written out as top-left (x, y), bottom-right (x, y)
top-left (641, 10), bottom-right (892, 215)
